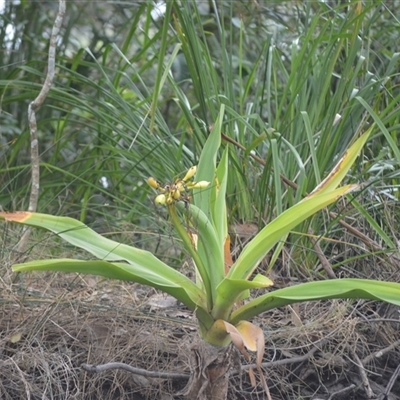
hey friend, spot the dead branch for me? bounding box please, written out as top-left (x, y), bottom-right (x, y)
top-left (362, 338), bottom-right (400, 365)
top-left (327, 384), bottom-right (356, 400)
top-left (16, 0), bottom-right (66, 257)
top-left (351, 349), bottom-right (375, 398)
top-left (81, 340), bottom-right (328, 383)
top-left (309, 232), bottom-right (336, 278)
top-left (81, 362), bottom-right (190, 380)
top-left (382, 362), bottom-right (400, 399)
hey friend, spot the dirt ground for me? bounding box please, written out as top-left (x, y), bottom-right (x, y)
top-left (1, 234), bottom-right (400, 399)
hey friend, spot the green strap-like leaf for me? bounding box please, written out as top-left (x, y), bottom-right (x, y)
top-left (175, 202), bottom-right (224, 302)
top-left (194, 104), bottom-right (225, 214)
top-left (212, 275), bottom-right (274, 321)
top-left (212, 146), bottom-right (229, 250)
top-left (12, 259), bottom-right (205, 311)
top-left (306, 127), bottom-right (372, 198)
top-left (230, 279), bottom-right (400, 324)
top-left (228, 185), bottom-right (357, 280)
top-left (191, 106), bottom-right (225, 300)
top-left (1, 212), bottom-right (206, 310)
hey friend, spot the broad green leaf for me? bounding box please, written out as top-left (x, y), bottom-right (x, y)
top-left (306, 127), bottom-right (372, 198)
top-left (0, 212), bottom-right (206, 309)
top-left (212, 275), bottom-right (274, 320)
top-left (228, 185), bottom-right (358, 280)
top-left (212, 147), bottom-right (229, 252)
top-left (230, 279), bottom-right (400, 324)
top-left (189, 106), bottom-right (226, 302)
top-left (12, 259), bottom-right (205, 311)
top-left (166, 202), bottom-right (212, 309)
top-left (194, 104), bottom-right (224, 214)
top-left (175, 202), bottom-right (224, 302)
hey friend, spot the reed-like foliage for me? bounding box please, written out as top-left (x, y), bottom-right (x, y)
top-left (1, 0), bottom-right (399, 272)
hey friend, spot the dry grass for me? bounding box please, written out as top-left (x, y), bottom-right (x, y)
top-left (0, 273), bottom-right (193, 400)
top-left (1, 227), bottom-right (400, 400)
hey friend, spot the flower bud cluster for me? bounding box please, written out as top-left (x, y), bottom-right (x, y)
top-left (147, 166), bottom-right (209, 205)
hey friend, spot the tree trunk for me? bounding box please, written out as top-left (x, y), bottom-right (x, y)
top-left (181, 338), bottom-right (238, 400)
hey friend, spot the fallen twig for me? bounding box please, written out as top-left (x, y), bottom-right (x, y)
top-left (81, 362), bottom-right (190, 380)
top-left (327, 383), bottom-right (356, 400)
top-left (382, 362), bottom-right (400, 399)
top-left (309, 232), bottom-right (336, 279)
top-left (81, 341), bottom-right (327, 383)
top-left (351, 349), bottom-right (374, 399)
top-left (361, 338), bottom-right (400, 365)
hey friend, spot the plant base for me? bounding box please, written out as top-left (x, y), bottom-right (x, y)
top-left (180, 337), bottom-right (238, 400)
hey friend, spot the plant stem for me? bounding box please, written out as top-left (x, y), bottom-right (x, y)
top-left (167, 203), bottom-right (212, 310)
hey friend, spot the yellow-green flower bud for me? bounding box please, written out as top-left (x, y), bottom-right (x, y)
top-left (175, 181), bottom-right (185, 191)
top-left (182, 166), bottom-right (197, 182)
top-left (172, 189), bottom-right (181, 200)
top-left (191, 180), bottom-right (210, 189)
top-left (147, 177), bottom-right (159, 189)
top-left (155, 194), bottom-right (166, 205)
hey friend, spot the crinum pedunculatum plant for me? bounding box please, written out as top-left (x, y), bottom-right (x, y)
top-left (2, 107), bottom-right (400, 379)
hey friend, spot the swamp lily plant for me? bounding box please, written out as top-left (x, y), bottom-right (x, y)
top-left (2, 108), bottom-right (400, 393)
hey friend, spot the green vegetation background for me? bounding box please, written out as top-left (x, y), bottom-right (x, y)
top-left (1, 0), bottom-right (399, 274)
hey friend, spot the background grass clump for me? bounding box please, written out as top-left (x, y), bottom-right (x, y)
top-left (1, 1), bottom-right (400, 399)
